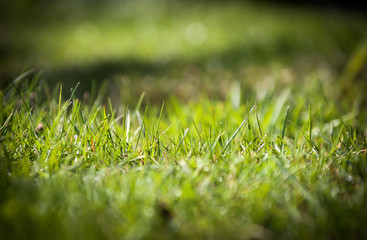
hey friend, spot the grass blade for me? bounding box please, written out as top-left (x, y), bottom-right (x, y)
top-left (308, 104), bottom-right (312, 140)
top-left (280, 106), bottom-right (290, 150)
top-left (223, 105), bottom-right (256, 153)
top-left (175, 128), bottom-right (189, 156)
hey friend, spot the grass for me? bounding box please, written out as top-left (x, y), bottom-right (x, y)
top-left (1, 69), bottom-right (367, 239)
top-left (2, 0), bottom-right (367, 102)
top-left (1, 1), bottom-right (367, 239)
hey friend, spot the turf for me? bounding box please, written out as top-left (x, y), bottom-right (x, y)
top-left (1, 70), bottom-right (367, 239)
top-left (1, 1), bottom-right (367, 239)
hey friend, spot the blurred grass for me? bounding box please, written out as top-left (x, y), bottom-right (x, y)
top-left (1, 0), bottom-right (367, 105)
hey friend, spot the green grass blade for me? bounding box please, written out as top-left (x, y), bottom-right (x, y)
top-left (308, 104), bottom-right (312, 140)
top-left (135, 92), bottom-right (145, 112)
top-left (256, 113), bottom-right (264, 138)
top-left (175, 128), bottom-right (189, 156)
top-left (222, 105), bottom-right (256, 153)
top-left (281, 106), bottom-right (290, 150)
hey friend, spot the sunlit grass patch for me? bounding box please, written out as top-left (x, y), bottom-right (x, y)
top-left (1, 1), bottom-right (367, 239)
top-left (1, 72), bottom-right (366, 239)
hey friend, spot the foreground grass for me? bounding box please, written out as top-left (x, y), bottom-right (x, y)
top-left (0, 72), bottom-right (366, 240)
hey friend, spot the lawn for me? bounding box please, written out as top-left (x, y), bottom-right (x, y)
top-left (1, 0), bottom-right (367, 239)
